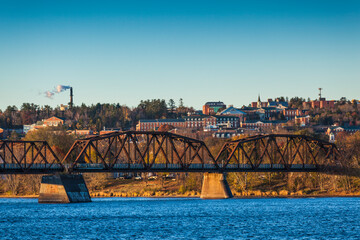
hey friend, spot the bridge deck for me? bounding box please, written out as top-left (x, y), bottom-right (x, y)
top-left (0, 163), bottom-right (329, 174)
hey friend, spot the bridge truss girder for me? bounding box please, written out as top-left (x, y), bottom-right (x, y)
top-left (0, 133), bottom-right (345, 174)
top-left (215, 134), bottom-right (341, 171)
top-left (0, 140), bottom-right (63, 174)
top-left (63, 131), bottom-right (217, 172)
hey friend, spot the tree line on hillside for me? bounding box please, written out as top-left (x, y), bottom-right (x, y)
top-left (1, 96), bottom-right (359, 131)
top-left (0, 99), bottom-right (193, 131)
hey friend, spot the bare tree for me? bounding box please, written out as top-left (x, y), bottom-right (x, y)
top-left (5, 175), bottom-right (21, 195)
top-left (23, 175), bottom-right (42, 194)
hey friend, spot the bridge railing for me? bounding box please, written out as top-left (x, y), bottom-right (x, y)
top-left (1, 163), bottom-right (64, 170)
top-left (67, 163), bottom-right (320, 172)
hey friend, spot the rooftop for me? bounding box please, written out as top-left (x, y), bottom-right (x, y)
top-left (244, 120), bottom-right (288, 124)
top-left (139, 119), bottom-right (185, 123)
top-left (218, 106), bottom-right (246, 115)
top-left (204, 101), bottom-right (226, 106)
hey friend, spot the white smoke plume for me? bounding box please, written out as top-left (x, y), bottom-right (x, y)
top-left (44, 85), bottom-right (71, 98)
top-left (45, 91), bottom-right (54, 99)
top-left (55, 85), bottom-right (71, 93)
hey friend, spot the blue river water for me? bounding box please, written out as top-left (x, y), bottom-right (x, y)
top-left (0, 197), bottom-right (359, 239)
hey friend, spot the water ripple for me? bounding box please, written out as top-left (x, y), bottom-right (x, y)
top-left (0, 197), bottom-right (359, 239)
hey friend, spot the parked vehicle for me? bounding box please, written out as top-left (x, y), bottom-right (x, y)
top-left (148, 176), bottom-right (157, 180)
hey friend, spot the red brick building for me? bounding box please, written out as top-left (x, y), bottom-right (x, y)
top-left (240, 120), bottom-right (287, 130)
top-left (136, 119), bottom-right (185, 131)
top-left (203, 116), bottom-right (217, 127)
top-left (251, 96), bottom-right (268, 108)
top-left (294, 115), bottom-right (310, 126)
top-left (303, 98), bottom-right (335, 109)
top-left (202, 101), bottom-right (226, 115)
top-left (184, 115), bottom-right (206, 128)
top-left (283, 108), bottom-right (303, 120)
top-left (72, 129), bottom-right (94, 136)
top-left (184, 115), bottom-right (240, 129)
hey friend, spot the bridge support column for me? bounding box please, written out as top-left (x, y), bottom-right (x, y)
top-left (38, 174), bottom-right (91, 203)
top-left (200, 173), bottom-right (233, 199)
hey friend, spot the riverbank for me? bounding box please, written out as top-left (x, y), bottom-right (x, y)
top-left (0, 194), bottom-right (38, 198)
top-left (2, 173), bottom-right (360, 199)
top-left (1, 191), bottom-right (360, 199)
top-left (2, 177), bottom-right (360, 198)
top-left (88, 190), bottom-right (360, 198)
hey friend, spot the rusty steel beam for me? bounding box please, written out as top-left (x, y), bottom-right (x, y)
top-left (0, 140), bottom-right (64, 174)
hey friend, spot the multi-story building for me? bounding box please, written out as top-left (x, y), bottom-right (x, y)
top-left (240, 120), bottom-right (287, 130)
top-left (294, 115), bottom-right (310, 126)
top-left (203, 116), bottom-right (217, 127)
top-left (251, 96), bottom-right (288, 109)
top-left (183, 115), bottom-right (206, 128)
top-left (217, 106), bottom-right (246, 122)
top-left (184, 115), bottom-right (239, 129)
top-left (136, 119), bottom-right (185, 131)
top-left (251, 96), bottom-right (268, 108)
top-left (213, 115), bottom-right (240, 128)
top-left (256, 107), bottom-right (280, 120)
top-left (213, 130), bottom-right (243, 139)
top-left (303, 98), bottom-right (335, 109)
top-left (43, 117), bottom-right (64, 127)
top-left (249, 96), bottom-right (290, 121)
top-left (71, 129), bottom-right (94, 136)
top-left (202, 101), bottom-right (226, 115)
top-left (23, 116), bottom-right (66, 134)
top-left (326, 126), bottom-right (360, 137)
top-left (283, 108), bottom-right (303, 120)
top-left (239, 106), bottom-right (259, 120)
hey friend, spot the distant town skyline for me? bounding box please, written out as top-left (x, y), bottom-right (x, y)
top-left (0, 1), bottom-right (359, 111)
top-left (0, 86), bottom-right (349, 111)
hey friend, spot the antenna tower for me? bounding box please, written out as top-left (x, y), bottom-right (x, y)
top-left (318, 88), bottom-right (322, 100)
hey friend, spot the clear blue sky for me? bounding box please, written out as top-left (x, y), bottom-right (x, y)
top-left (0, 0), bottom-right (359, 111)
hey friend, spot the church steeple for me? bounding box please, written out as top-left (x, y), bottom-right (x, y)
top-left (257, 94), bottom-right (261, 108)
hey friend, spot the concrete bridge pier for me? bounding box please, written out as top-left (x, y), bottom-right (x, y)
top-left (200, 173), bottom-right (233, 199)
top-left (38, 174), bottom-right (91, 203)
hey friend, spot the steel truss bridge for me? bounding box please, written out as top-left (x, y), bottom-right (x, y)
top-left (0, 131), bottom-right (353, 175)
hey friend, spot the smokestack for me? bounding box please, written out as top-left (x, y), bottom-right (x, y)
top-left (70, 87), bottom-right (73, 108)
